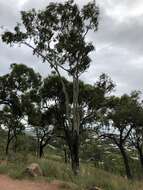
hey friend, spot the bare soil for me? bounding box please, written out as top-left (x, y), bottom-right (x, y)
top-left (0, 175), bottom-right (59, 190)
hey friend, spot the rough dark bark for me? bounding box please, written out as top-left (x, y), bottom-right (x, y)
top-left (64, 148), bottom-right (68, 164)
top-left (64, 128), bottom-right (80, 175)
top-left (39, 144), bottom-right (44, 158)
top-left (5, 139), bottom-right (10, 156)
top-left (119, 145), bottom-right (132, 179)
top-left (37, 134), bottom-right (51, 158)
top-left (13, 128), bottom-right (18, 153)
top-left (137, 146), bottom-right (143, 171)
top-left (13, 136), bottom-right (17, 153)
top-left (5, 129), bottom-right (13, 157)
top-left (70, 131), bottom-right (80, 175)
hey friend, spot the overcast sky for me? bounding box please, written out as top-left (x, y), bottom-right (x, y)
top-left (0, 0), bottom-right (143, 96)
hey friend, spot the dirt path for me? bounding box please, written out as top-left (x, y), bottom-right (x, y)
top-left (0, 175), bottom-right (59, 190)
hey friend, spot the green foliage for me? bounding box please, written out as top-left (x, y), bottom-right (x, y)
top-left (0, 164), bottom-right (9, 174)
top-left (2, 0), bottom-right (99, 76)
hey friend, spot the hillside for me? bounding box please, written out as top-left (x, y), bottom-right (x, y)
top-left (0, 153), bottom-right (143, 190)
top-left (1, 1), bottom-right (143, 188)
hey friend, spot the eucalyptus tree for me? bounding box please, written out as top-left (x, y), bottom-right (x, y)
top-left (2, 0), bottom-right (99, 174)
top-left (41, 75), bottom-right (72, 159)
top-left (0, 107), bottom-right (24, 156)
top-left (24, 89), bottom-right (57, 159)
top-left (129, 121), bottom-right (143, 172)
top-left (100, 93), bottom-right (141, 179)
top-left (0, 63), bottom-right (41, 156)
top-left (41, 74), bottom-right (114, 164)
top-left (127, 92), bottom-right (143, 171)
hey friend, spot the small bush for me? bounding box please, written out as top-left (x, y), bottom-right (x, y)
top-left (0, 164), bottom-right (9, 174)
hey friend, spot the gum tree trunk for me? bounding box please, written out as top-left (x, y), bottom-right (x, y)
top-left (5, 128), bottom-right (13, 157)
top-left (119, 145), bottom-right (132, 179)
top-left (71, 76), bottom-right (80, 175)
top-left (137, 146), bottom-right (143, 171)
top-left (57, 68), bottom-right (80, 175)
top-left (70, 131), bottom-right (80, 175)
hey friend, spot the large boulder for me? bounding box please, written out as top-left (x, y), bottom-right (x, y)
top-left (24, 163), bottom-right (43, 177)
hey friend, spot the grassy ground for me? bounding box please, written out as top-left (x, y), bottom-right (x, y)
top-left (0, 154), bottom-right (143, 190)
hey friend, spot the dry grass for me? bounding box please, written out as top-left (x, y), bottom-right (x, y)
top-left (0, 156), bottom-right (143, 190)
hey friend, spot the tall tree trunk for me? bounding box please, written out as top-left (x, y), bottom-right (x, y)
top-left (137, 147), bottom-right (143, 171)
top-left (39, 139), bottom-right (48, 158)
top-left (39, 144), bottom-right (44, 158)
top-left (56, 69), bottom-right (80, 174)
top-left (5, 139), bottom-right (11, 157)
top-left (72, 76), bottom-right (80, 175)
top-left (13, 133), bottom-right (18, 153)
top-left (70, 131), bottom-right (80, 175)
top-left (58, 70), bottom-right (80, 175)
top-left (5, 129), bottom-right (11, 157)
top-left (65, 128), bottom-right (79, 175)
top-left (119, 145), bottom-right (132, 179)
top-left (36, 128), bottom-right (40, 158)
top-left (64, 148), bottom-right (68, 164)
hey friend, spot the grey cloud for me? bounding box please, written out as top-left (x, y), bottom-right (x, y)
top-left (96, 14), bottom-right (143, 55)
top-left (81, 44), bottom-right (143, 95)
top-left (0, 42), bottom-right (51, 76)
top-left (0, 1), bottom-right (21, 27)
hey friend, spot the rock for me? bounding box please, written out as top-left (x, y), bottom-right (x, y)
top-left (51, 180), bottom-right (78, 190)
top-left (24, 163), bottom-right (43, 177)
top-left (0, 160), bottom-right (7, 165)
top-left (88, 186), bottom-right (102, 190)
